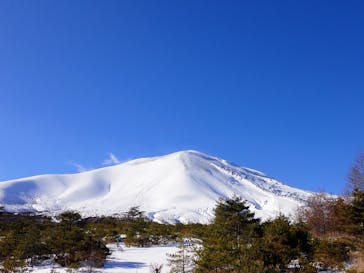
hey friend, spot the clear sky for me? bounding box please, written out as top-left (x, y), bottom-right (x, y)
top-left (0, 1), bottom-right (363, 194)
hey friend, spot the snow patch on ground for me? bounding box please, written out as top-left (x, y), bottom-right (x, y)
top-left (29, 244), bottom-right (178, 273)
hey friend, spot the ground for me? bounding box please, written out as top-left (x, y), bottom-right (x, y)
top-left (29, 244), bottom-right (178, 273)
top-left (22, 243), bottom-right (346, 273)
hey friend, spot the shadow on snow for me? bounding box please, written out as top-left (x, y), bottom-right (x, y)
top-left (104, 260), bottom-right (146, 269)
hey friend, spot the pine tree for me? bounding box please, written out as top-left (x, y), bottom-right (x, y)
top-left (258, 216), bottom-right (294, 272)
top-left (348, 189), bottom-right (364, 235)
top-left (47, 211), bottom-right (109, 268)
top-left (124, 207), bottom-right (150, 247)
top-left (195, 196), bottom-right (262, 273)
top-left (257, 215), bottom-right (313, 272)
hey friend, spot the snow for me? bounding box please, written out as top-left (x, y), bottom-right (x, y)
top-left (104, 244), bottom-right (176, 273)
top-left (0, 150), bottom-right (312, 222)
top-left (27, 243), bottom-right (344, 273)
top-left (29, 244), bottom-right (178, 273)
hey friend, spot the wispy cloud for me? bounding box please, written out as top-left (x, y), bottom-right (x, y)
top-left (67, 153), bottom-right (121, 172)
top-left (102, 153), bottom-right (121, 166)
top-left (67, 161), bottom-right (91, 173)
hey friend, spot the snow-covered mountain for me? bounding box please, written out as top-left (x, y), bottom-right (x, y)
top-left (0, 150), bottom-right (311, 223)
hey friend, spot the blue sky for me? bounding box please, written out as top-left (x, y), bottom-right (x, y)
top-left (0, 1), bottom-right (363, 194)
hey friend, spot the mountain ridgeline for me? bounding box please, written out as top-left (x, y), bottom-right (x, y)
top-left (0, 150), bottom-right (312, 223)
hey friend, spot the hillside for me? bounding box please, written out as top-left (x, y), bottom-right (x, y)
top-left (0, 150), bottom-right (311, 223)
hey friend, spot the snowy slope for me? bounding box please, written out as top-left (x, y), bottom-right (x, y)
top-left (0, 150), bottom-right (311, 223)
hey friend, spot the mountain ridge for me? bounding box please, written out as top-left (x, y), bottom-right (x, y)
top-left (0, 150), bottom-right (311, 223)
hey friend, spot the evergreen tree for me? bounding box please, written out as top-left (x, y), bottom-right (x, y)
top-left (313, 238), bottom-right (350, 270)
top-left (257, 215), bottom-right (313, 272)
top-left (257, 216), bottom-right (295, 272)
top-left (348, 189), bottom-right (364, 235)
top-left (124, 207), bottom-right (151, 247)
top-left (47, 211), bottom-right (109, 268)
top-left (195, 196), bottom-right (262, 273)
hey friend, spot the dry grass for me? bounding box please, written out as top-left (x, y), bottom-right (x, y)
top-left (347, 251), bottom-right (364, 273)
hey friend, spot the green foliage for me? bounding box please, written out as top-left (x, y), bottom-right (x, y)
top-left (0, 211), bottom-right (109, 271)
top-left (195, 196), bottom-right (263, 273)
top-left (48, 211), bottom-right (109, 267)
top-left (296, 257), bottom-right (317, 273)
top-left (123, 207), bottom-right (151, 247)
top-left (348, 190), bottom-right (364, 235)
top-left (195, 197), bottom-right (316, 273)
top-left (0, 217), bottom-right (50, 271)
top-left (1, 256), bottom-right (26, 273)
top-left (313, 238), bottom-right (350, 269)
top-left (146, 222), bottom-right (177, 245)
top-left (297, 178), bottom-right (364, 272)
top-left (1, 190), bottom-right (363, 273)
top-left (257, 215), bottom-right (313, 272)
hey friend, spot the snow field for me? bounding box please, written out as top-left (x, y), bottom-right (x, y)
top-left (29, 244), bottom-right (178, 273)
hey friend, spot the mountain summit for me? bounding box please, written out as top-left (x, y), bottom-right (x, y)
top-left (0, 150), bottom-right (311, 223)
